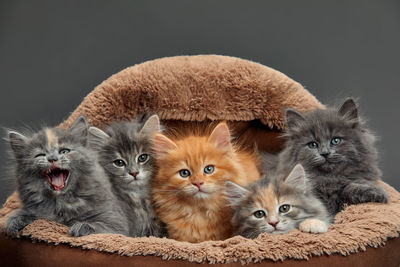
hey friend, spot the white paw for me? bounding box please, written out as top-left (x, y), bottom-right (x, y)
top-left (299, 219), bottom-right (328, 234)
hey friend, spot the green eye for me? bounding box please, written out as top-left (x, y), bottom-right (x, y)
top-left (137, 154), bottom-right (148, 163)
top-left (253, 210), bottom-right (266, 219)
top-left (307, 142), bottom-right (318, 149)
top-left (204, 165), bottom-right (215, 174)
top-left (113, 159), bottom-right (126, 167)
top-left (279, 204), bottom-right (291, 213)
top-left (331, 137), bottom-right (342, 145)
top-left (59, 148), bottom-right (70, 154)
top-left (179, 169), bottom-right (191, 178)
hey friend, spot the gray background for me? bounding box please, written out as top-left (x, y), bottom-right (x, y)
top-left (1, 1), bottom-right (399, 204)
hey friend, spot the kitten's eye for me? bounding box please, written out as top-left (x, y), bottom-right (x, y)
top-left (279, 204), bottom-right (291, 213)
top-left (35, 153), bottom-right (46, 158)
top-left (204, 165), bottom-right (215, 174)
top-left (137, 154), bottom-right (148, 163)
top-left (179, 169), bottom-right (191, 178)
top-left (331, 137), bottom-right (342, 145)
top-left (307, 142), bottom-right (319, 149)
top-left (59, 148), bottom-right (70, 154)
top-left (253, 210), bottom-right (266, 219)
top-left (113, 159), bottom-right (126, 168)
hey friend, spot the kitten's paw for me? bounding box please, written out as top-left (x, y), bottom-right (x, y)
top-left (6, 214), bottom-right (33, 237)
top-left (364, 187), bottom-right (389, 203)
top-left (69, 222), bottom-right (95, 237)
top-left (299, 219), bottom-right (328, 234)
top-left (351, 186), bottom-right (389, 204)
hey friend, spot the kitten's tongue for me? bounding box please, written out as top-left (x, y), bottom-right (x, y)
top-left (51, 173), bottom-right (64, 187)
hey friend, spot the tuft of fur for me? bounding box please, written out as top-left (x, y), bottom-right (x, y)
top-left (6, 116), bottom-right (129, 237)
top-left (152, 122), bottom-right (260, 242)
top-left (88, 115), bottom-right (166, 237)
top-left (225, 164), bottom-right (331, 239)
top-left (274, 98), bottom-right (388, 216)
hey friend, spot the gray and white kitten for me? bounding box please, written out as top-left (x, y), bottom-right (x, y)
top-left (6, 116), bottom-right (129, 237)
top-left (274, 99), bottom-right (388, 216)
top-left (225, 164), bottom-right (331, 239)
top-left (88, 115), bottom-right (166, 237)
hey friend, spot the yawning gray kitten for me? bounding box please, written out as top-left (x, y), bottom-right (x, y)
top-left (6, 116), bottom-right (129, 237)
top-left (88, 115), bottom-right (166, 237)
top-left (275, 99), bottom-right (388, 216)
top-left (225, 164), bottom-right (331, 239)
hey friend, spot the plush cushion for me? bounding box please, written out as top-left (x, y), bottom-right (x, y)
top-left (1, 55), bottom-right (399, 265)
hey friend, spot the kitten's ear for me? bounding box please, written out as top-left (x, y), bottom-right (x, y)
top-left (8, 131), bottom-right (28, 156)
top-left (224, 181), bottom-right (249, 208)
top-left (140, 115), bottom-right (161, 137)
top-left (208, 122), bottom-right (232, 153)
top-left (338, 98), bottom-right (358, 120)
top-left (285, 108), bottom-right (306, 129)
top-left (70, 116), bottom-right (88, 137)
top-left (88, 126), bottom-right (110, 149)
top-left (285, 164), bottom-right (307, 193)
top-left (153, 133), bottom-right (177, 158)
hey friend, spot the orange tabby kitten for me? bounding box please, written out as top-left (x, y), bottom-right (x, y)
top-left (152, 122), bottom-right (260, 242)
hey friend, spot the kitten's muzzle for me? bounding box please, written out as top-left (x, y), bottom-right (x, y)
top-left (44, 166), bottom-right (70, 191)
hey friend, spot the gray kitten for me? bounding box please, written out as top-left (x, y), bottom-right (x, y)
top-left (274, 99), bottom-right (388, 216)
top-left (225, 164), bottom-right (331, 239)
top-left (6, 116), bottom-right (129, 237)
top-left (88, 115), bottom-right (166, 237)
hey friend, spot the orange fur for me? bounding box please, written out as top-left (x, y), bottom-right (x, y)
top-left (152, 123), bottom-right (260, 242)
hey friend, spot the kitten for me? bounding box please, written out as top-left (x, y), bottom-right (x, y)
top-left (152, 122), bottom-right (260, 242)
top-left (276, 99), bottom-right (388, 216)
top-left (6, 116), bottom-right (129, 237)
top-left (225, 164), bottom-right (331, 239)
top-left (88, 115), bottom-right (166, 237)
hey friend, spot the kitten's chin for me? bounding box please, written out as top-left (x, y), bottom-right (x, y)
top-left (317, 163), bottom-right (336, 172)
top-left (270, 230), bottom-right (287, 234)
top-left (269, 229), bottom-right (289, 234)
top-left (193, 191), bottom-right (211, 199)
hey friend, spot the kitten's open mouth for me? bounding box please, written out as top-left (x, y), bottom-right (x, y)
top-left (45, 167), bottom-right (70, 191)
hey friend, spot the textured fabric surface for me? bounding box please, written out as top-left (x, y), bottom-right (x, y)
top-left (1, 183), bottom-right (399, 264)
top-left (1, 55), bottom-right (399, 264)
top-left (59, 55), bottom-right (323, 130)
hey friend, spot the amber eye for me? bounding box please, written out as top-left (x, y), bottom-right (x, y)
top-left (137, 154), bottom-right (148, 163)
top-left (279, 204), bottom-right (291, 213)
top-left (253, 210), bottom-right (266, 219)
top-left (204, 165), bottom-right (215, 174)
top-left (307, 142), bottom-right (318, 149)
top-left (331, 137), bottom-right (342, 145)
top-left (179, 169), bottom-right (191, 178)
top-left (59, 148), bottom-right (70, 154)
top-left (113, 159), bottom-right (126, 168)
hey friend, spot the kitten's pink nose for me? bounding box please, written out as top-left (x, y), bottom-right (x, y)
top-left (268, 220), bottom-right (279, 228)
top-left (130, 172), bottom-right (139, 178)
top-left (192, 181), bottom-right (204, 189)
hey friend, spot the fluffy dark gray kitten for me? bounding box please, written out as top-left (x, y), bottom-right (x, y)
top-left (6, 116), bottom-right (129, 237)
top-left (225, 164), bottom-right (331, 239)
top-left (273, 99), bottom-right (388, 216)
top-left (88, 115), bottom-right (166, 237)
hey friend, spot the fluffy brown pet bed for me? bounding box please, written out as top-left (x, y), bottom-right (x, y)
top-left (1, 55), bottom-right (399, 266)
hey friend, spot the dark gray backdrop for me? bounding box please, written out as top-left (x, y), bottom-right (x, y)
top-left (1, 0), bottom-right (399, 204)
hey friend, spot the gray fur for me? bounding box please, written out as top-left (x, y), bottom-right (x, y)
top-left (88, 115), bottom-right (166, 237)
top-left (273, 98), bottom-right (388, 216)
top-left (6, 116), bottom-right (129, 237)
top-left (225, 164), bottom-right (331, 239)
